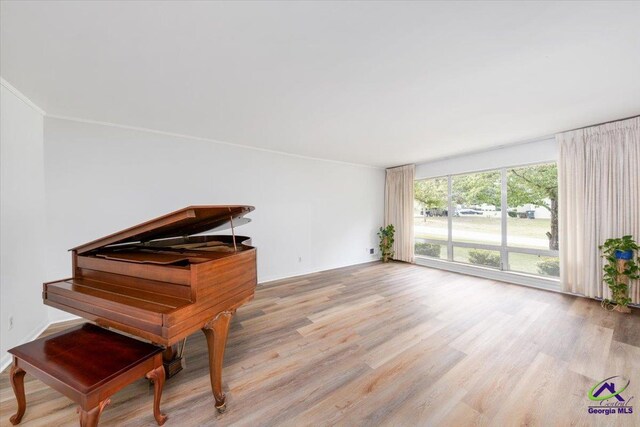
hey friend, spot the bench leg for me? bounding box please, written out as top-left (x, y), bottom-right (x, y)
top-left (202, 310), bottom-right (233, 413)
top-left (78, 398), bottom-right (110, 427)
top-left (9, 363), bottom-right (26, 425)
top-left (146, 366), bottom-right (167, 426)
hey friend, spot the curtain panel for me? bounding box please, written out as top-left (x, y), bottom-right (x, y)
top-left (384, 164), bottom-right (415, 263)
top-left (558, 116), bottom-right (640, 303)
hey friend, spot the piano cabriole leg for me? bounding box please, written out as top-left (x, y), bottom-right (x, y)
top-left (201, 310), bottom-right (234, 413)
top-left (9, 361), bottom-right (26, 425)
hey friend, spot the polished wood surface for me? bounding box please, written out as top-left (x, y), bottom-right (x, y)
top-left (41, 206), bottom-right (258, 409)
top-left (7, 323), bottom-right (165, 427)
top-left (44, 238), bottom-right (256, 346)
top-left (202, 311), bottom-right (234, 412)
top-left (72, 206), bottom-right (254, 255)
top-left (7, 367), bottom-right (25, 425)
top-left (3, 262), bottom-right (639, 426)
top-left (145, 367), bottom-right (167, 426)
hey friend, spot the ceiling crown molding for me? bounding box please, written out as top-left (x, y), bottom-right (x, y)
top-left (0, 77), bottom-right (46, 116)
top-left (46, 114), bottom-right (383, 170)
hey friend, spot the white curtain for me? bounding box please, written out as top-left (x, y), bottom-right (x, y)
top-left (558, 116), bottom-right (640, 303)
top-left (384, 164), bottom-right (415, 263)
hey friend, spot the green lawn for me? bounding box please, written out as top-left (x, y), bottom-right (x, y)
top-left (414, 216), bottom-right (552, 249)
top-left (414, 216), bottom-right (551, 238)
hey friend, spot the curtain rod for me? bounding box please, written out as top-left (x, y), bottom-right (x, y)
top-left (386, 163), bottom-right (413, 170)
top-left (561, 114), bottom-right (639, 134)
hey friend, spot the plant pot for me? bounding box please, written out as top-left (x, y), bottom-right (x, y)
top-left (614, 304), bottom-right (632, 313)
top-left (615, 250), bottom-right (634, 260)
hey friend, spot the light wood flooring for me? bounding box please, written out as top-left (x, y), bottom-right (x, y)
top-left (1, 261), bottom-right (639, 426)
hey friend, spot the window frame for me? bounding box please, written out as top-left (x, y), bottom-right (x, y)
top-left (414, 161), bottom-right (559, 284)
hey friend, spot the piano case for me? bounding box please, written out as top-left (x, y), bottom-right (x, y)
top-left (43, 205), bottom-right (258, 411)
top-left (43, 205), bottom-right (257, 347)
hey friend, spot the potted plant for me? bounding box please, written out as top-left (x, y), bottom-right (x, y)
top-left (378, 224), bottom-right (395, 263)
top-left (599, 235), bottom-right (640, 313)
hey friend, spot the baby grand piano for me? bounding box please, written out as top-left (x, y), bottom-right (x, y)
top-left (42, 206), bottom-right (257, 412)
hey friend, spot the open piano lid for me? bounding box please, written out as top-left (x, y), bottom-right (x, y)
top-left (72, 205), bottom-right (254, 254)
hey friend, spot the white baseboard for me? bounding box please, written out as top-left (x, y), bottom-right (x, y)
top-left (2, 258), bottom-right (633, 374)
top-left (258, 257), bottom-right (379, 284)
top-left (0, 258), bottom-right (378, 373)
top-left (1, 320), bottom-right (52, 373)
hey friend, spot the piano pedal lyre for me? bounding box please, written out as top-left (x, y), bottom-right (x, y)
top-left (162, 337), bottom-right (188, 379)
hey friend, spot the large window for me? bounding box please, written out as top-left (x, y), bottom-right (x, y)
top-left (414, 163), bottom-right (559, 279)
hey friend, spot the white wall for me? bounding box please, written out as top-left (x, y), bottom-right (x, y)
top-left (0, 83), bottom-right (48, 366)
top-left (415, 138), bottom-right (557, 179)
top-left (44, 118), bottom-right (385, 321)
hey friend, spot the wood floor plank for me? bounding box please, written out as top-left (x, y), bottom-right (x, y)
top-left (434, 402), bottom-right (488, 427)
top-left (1, 261), bottom-right (639, 426)
top-left (363, 315), bottom-right (445, 369)
top-left (488, 351), bottom-right (561, 427)
top-left (568, 322), bottom-right (614, 380)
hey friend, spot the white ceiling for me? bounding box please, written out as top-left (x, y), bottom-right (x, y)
top-left (2, 1), bottom-right (639, 168)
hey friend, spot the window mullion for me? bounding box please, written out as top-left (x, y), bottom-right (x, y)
top-left (501, 168), bottom-right (508, 271)
top-left (447, 175), bottom-right (453, 261)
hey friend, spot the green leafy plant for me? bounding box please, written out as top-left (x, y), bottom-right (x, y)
top-left (537, 258), bottom-right (560, 277)
top-left (415, 242), bottom-right (441, 257)
top-left (468, 249), bottom-right (501, 268)
top-left (599, 235), bottom-right (640, 312)
top-left (378, 225), bottom-right (395, 262)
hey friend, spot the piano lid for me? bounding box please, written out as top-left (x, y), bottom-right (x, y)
top-left (72, 205), bottom-right (254, 254)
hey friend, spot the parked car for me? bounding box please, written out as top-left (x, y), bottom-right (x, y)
top-left (419, 208), bottom-right (448, 217)
top-left (455, 209), bottom-right (483, 216)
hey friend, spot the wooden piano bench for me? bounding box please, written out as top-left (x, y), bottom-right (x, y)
top-left (7, 323), bottom-right (167, 427)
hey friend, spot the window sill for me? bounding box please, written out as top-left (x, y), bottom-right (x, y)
top-left (414, 255), bottom-right (560, 292)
